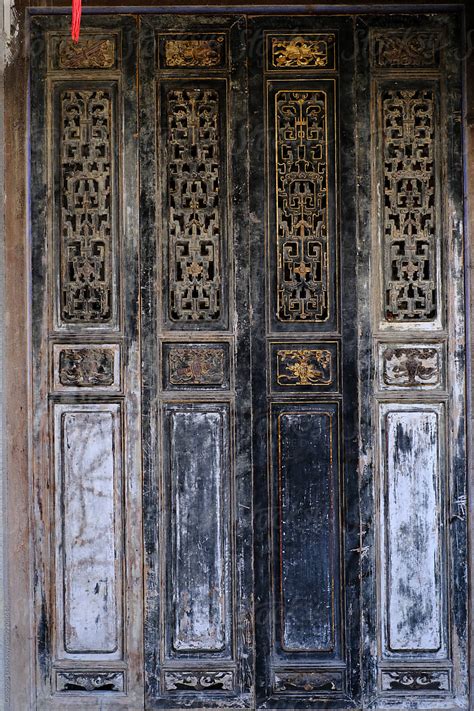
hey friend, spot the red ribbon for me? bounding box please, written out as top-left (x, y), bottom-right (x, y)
top-left (71, 0), bottom-right (82, 43)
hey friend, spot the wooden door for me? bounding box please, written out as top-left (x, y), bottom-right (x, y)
top-left (29, 10), bottom-right (468, 710)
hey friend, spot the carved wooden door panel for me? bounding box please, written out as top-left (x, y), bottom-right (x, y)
top-left (29, 10), bottom-right (468, 711)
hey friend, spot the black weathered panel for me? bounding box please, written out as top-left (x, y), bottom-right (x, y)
top-left (273, 402), bottom-right (341, 654)
top-left (163, 403), bottom-right (232, 657)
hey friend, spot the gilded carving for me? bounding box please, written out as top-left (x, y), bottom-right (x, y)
top-left (277, 349), bottom-right (332, 385)
top-left (381, 670), bottom-right (449, 692)
top-left (60, 90), bottom-right (114, 323)
top-left (165, 671), bottom-right (233, 691)
top-left (276, 91), bottom-right (329, 321)
top-left (167, 89), bottom-right (222, 321)
top-left (382, 347), bottom-right (440, 387)
top-left (164, 38), bottom-right (224, 67)
top-left (373, 31), bottom-right (438, 68)
top-left (58, 38), bottom-right (116, 69)
top-left (59, 347), bottom-right (115, 387)
top-left (382, 89), bottom-right (437, 321)
top-left (271, 35), bottom-right (334, 68)
top-left (56, 671), bottom-right (124, 692)
top-left (168, 347), bottom-right (225, 385)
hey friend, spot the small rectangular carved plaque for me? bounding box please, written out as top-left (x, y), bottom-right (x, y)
top-left (269, 34), bottom-right (336, 69)
top-left (380, 669), bottom-right (450, 693)
top-left (277, 349), bottom-right (332, 386)
top-left (58, 38), bottom-right (116, 69)
top-left (274, 670), bottom-right (344, 693)
top-left (163, 36), bottom-right (225, 67)
top-left (53, 344), bottom-right (120, 391)
top-left (372, 31), bottom-right (440, 68)
top-left (56, 670), bottom-right (124, 692)
top-left (163, 342), bottom-right (229, 389)
top-left (379, 344), bottom-right (442, 389)
top-left (164, 670), bottom-right (233, 692)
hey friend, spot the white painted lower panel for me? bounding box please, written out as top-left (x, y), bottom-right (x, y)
top-left (379, 403), bottom-right (446, 658)
top-left (54, 403), bottom-right (123, 660)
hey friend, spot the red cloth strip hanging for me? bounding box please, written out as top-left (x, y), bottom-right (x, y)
top-left (71, 0), bottom-right (82, 42)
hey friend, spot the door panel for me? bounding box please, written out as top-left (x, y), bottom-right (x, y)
top-left (28, 11), bottom-right (468, 711)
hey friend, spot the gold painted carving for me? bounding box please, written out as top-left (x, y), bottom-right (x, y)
top-left (276, 91), bottom-right (329, 321)
top-left (169, 347), bottom-right (225, 385)
top-left (373, 31), bottom-right (438, 68)
top-left (277, 349), bottom-right (332, 385)
top-left (164, 38), bottom-right (224, 67)
top-left (382, 89), bottom-right (437, 321)
top-left (167, 89), bottom-right (222, 321)
top-left (58, 38), bottom-right (116, 69)
top-left (272, 35), bottom-right (334, 68)
top-left (60, 90), bottom-right (113, 322)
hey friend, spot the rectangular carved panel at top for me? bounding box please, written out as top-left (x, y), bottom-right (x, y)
top-left (380, 86), bottom-right (439, 324)
top-left (58, 87), bottom-right (117, 327)
top-left (267, 33), bottom-right (336, 70)
top-left (371, 30), bottom-right (440, 68)
top-left (380, 405), bottom-right (446, 657)
top-left (272, 402), bottom-right (341, 655)
top-left (162, 342), bottom-right (230, 390)
top-left (159, 34), bottom-right (227, 69)
top-left (378, 342), bottom-right (444, 390)
top-left (49, 34), bottom-right (118, 71)
top-left (275, 89), bottom-right (332, 323)
top-left (163, 84), bottom-right (227, 327)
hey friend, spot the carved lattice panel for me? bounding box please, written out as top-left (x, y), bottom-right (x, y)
top-left (381, 88), bottom-right (438, 323)
top-left (59, 89), bottom-right (115, 324)
top-left (164, 86), bottom-right (226, 325)
top-left (275, 90), bottom-right (329, 322)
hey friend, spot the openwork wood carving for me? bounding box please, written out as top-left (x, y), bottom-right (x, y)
top-left (58, 38), bottom-right (116, 69)
top-left (168, 347), bottom-right (225, 385)
top-left (60, 90), bottom-right (114, 323)
top-left (382, 346), bottom-right (440, 387)
top-left (271, 35), bottom-right (334, 68)
top-left (167, 89), bottom-right (222, 322)
top-left (164, 671), bottom-right (233, 691)
top-left (164, 38), bottom-right (224, 67)
top-left (56, 671), bottom-right (124, 692)
top-left (276, 91), bottom-right (329, 321)
top-left (373, 31), bottom-right (439, 68)
top-left (277, 348), bottom-right (332, 385)
top-left (382, 89), bottom-right (437, 321)
top-left (381, 670), bottom-right (450, 692)
top-left (274, 671), bottom-right (342, 693)
top-left (59, 347), bottom-right (115, 386)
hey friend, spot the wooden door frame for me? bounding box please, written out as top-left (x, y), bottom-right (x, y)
top-left (2, 2), bottom-right (474, 708)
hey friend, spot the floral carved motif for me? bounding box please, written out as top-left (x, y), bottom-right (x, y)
top-left (164, 38), bottom-right (224, 67)
top-left (274, 671), bottom-right (341, 693)
top-left (381, 670), bottom-right (449, 692)
top-left (277, 349), bottom-right (332, 385)
top-left (271, 35), bottom-right (334, 68)
top-left (59, 39), bottom-right (116, 69)
top-left (382, 347), bottom-right (439, 387)
top-left (57, 671), bottom-right (124, 692)
top-left (59, 348), bottom-right (115, 387)
top-left (373, 31), bottom-right (438, 68)
top-left (168, 347), bottom-right (225, 385)
top-left (164, 671), bottom-right (233, 691)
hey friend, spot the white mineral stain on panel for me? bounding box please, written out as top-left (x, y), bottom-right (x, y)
top-left (61, 409), bottom-right (119, 654)
top-left (384, 409), bottom-right (443, 653)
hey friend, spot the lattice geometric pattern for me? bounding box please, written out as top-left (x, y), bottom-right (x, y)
top-left (275, 91), bottom-right (329, 322)
top-left (60, 90), bottom-right (113, 323)
top-left (382, 89), bottom-right (437, 321)
top-left (167, 88), bottom-right (222, 322)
